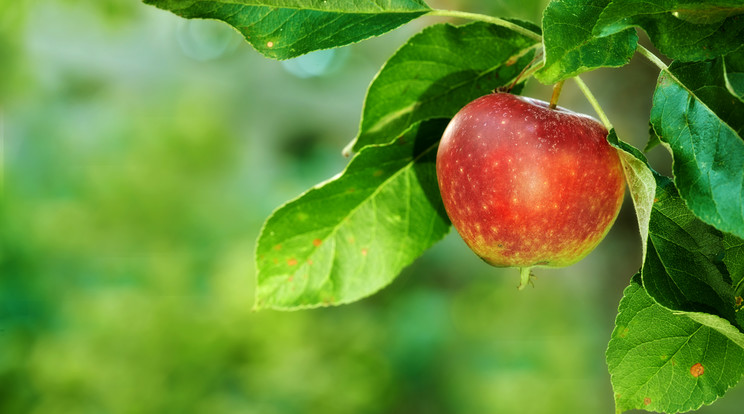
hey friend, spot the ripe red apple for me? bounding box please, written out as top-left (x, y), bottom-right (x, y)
top-left (436, 92), bottom-right (625, 288)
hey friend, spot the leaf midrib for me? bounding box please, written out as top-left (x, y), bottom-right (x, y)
top-left (176, 0), bottom-right (431, 14)
top-left (362, 42), bottom-right (540, 137)
top-left (264, 141), bottom-right (438, 286)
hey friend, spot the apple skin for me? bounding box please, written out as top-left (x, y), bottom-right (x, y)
top-left (436, 92), bottom-right (625, 270)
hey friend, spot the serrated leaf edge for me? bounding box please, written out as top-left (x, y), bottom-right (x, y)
top-left (253, 128), bottom-right (446, 311)
top-left (607, 278), bottom-right (744, 414)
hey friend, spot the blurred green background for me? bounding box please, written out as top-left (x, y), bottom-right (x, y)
top-left (2, 1), bottom-right (742, 413)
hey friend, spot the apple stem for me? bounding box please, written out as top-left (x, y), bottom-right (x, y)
top-left (518, 267), bottom-right (533, 290)
top-left (548, 80), bottom-right (565, 109)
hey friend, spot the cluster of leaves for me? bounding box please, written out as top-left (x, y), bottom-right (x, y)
top-left (143, 0), bottom-right (744, 412)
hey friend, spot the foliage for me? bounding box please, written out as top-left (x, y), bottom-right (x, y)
top-left (11, 0), bottom-right (738, 412)
top-left (142, 0), bottom-right (744, 412)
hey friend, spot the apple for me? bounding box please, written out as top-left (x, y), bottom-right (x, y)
top-left (436, 92), bottom-right (625, 288)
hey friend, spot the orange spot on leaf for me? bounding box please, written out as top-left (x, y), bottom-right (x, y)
top-left (273, 244), bottom-right (282, 251)
top-left (267, 41), bottom-right (274, 48)
top-left (313, 239), bottom-right (322, 247)
top-left (307, 259), bottom-right (313, 265)
top-left (361, 248), bottom-right (368, 256)
top-left (287, 258), bottom-right (298, 266)
top-left (690, 363), bottom-right (704, 378)
top-left (643, 397), bottom-right (651, 406)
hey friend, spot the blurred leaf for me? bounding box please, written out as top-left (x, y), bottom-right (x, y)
top-left (593, 0), bottom-right (744, 61)
top-left (255, 119), bottom-right (450, 310)
top-left (724, 48), bottom-right (744, 101)
top-left (607, 131), bottom-right (656, 258)
top-left (607, 274), bottom-right (744, 414)
top-left (143, 0), bottom-right (431, 60)
top-left (351, 22), bottom-right (540, 151)
top-left (669, 1), bottom-right (744, 24)
top-left (643, 174), bottom-right (743, 331)
top-left (535, 0), bottom-right (638, 84)
top-left (650, 58), bottom-right (744, 239)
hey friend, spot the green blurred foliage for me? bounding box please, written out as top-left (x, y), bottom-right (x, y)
top-left (2, 1), bottom-right (742, 413)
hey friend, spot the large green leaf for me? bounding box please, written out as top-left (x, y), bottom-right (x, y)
top-left (610, 132), bottom-right (744, 334)
top-left (350, 22), bottom-right (540, 151)
top-left (593, 0), bottom-right (744, 61)
top-left (535, 0), bottom-right (638, 84)
top-left (643, 175), bottom-right (743, 331)
top-left (143, 0), bottom-right (431, 60)
top-left (255, 119), bottom-right (450, 310)
top-left (607, 274), bottom-right (744, 414)
top-left (650, 59), bottom-right (744, 239)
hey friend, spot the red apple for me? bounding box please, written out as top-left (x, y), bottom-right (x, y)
top-left (436, 92), bottom-right (625, 288)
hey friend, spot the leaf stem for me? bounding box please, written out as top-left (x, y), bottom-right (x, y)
top-left (506, 46), bottom-right (544, 91)
top-left (572, 75), bottom-right (613, 130)
top-left (636, 45), bottom-right (697, 104)
top-left (636, 45), bottom-right (668, 72)
top-left (635, 45), bottom-right (693, 95)
top-left (429, 9), bottom-right (543, 42)
top-left (519, 59), bottom-right (545, 82)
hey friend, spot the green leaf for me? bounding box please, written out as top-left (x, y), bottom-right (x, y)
top-left (142, 0), bottom-right (431, 60)
top-left (663, 58), bottom-right (744, 135)
top-left (593, 0), bottom-right (744, 61)
top-left (255, 119), bottom-right (450, 310)
top-left (650, 58), bottom-right (744, 239)
top-left (350, 22), bottom-right (540, 151)
top-left (684, 311), bottom-right (744, 348)
top-left (607, 131), bottom-right (656, 258)
top-left (724, 48), bottom-right (744, 101)
top-left (642, 174), bottom-right (743, 330)
top-left (535, 0), bottom-right (638, 84)
top-left (610, 130), bottom-right (744, 335)
top-left (607, 274), bottom-right (744, 414)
